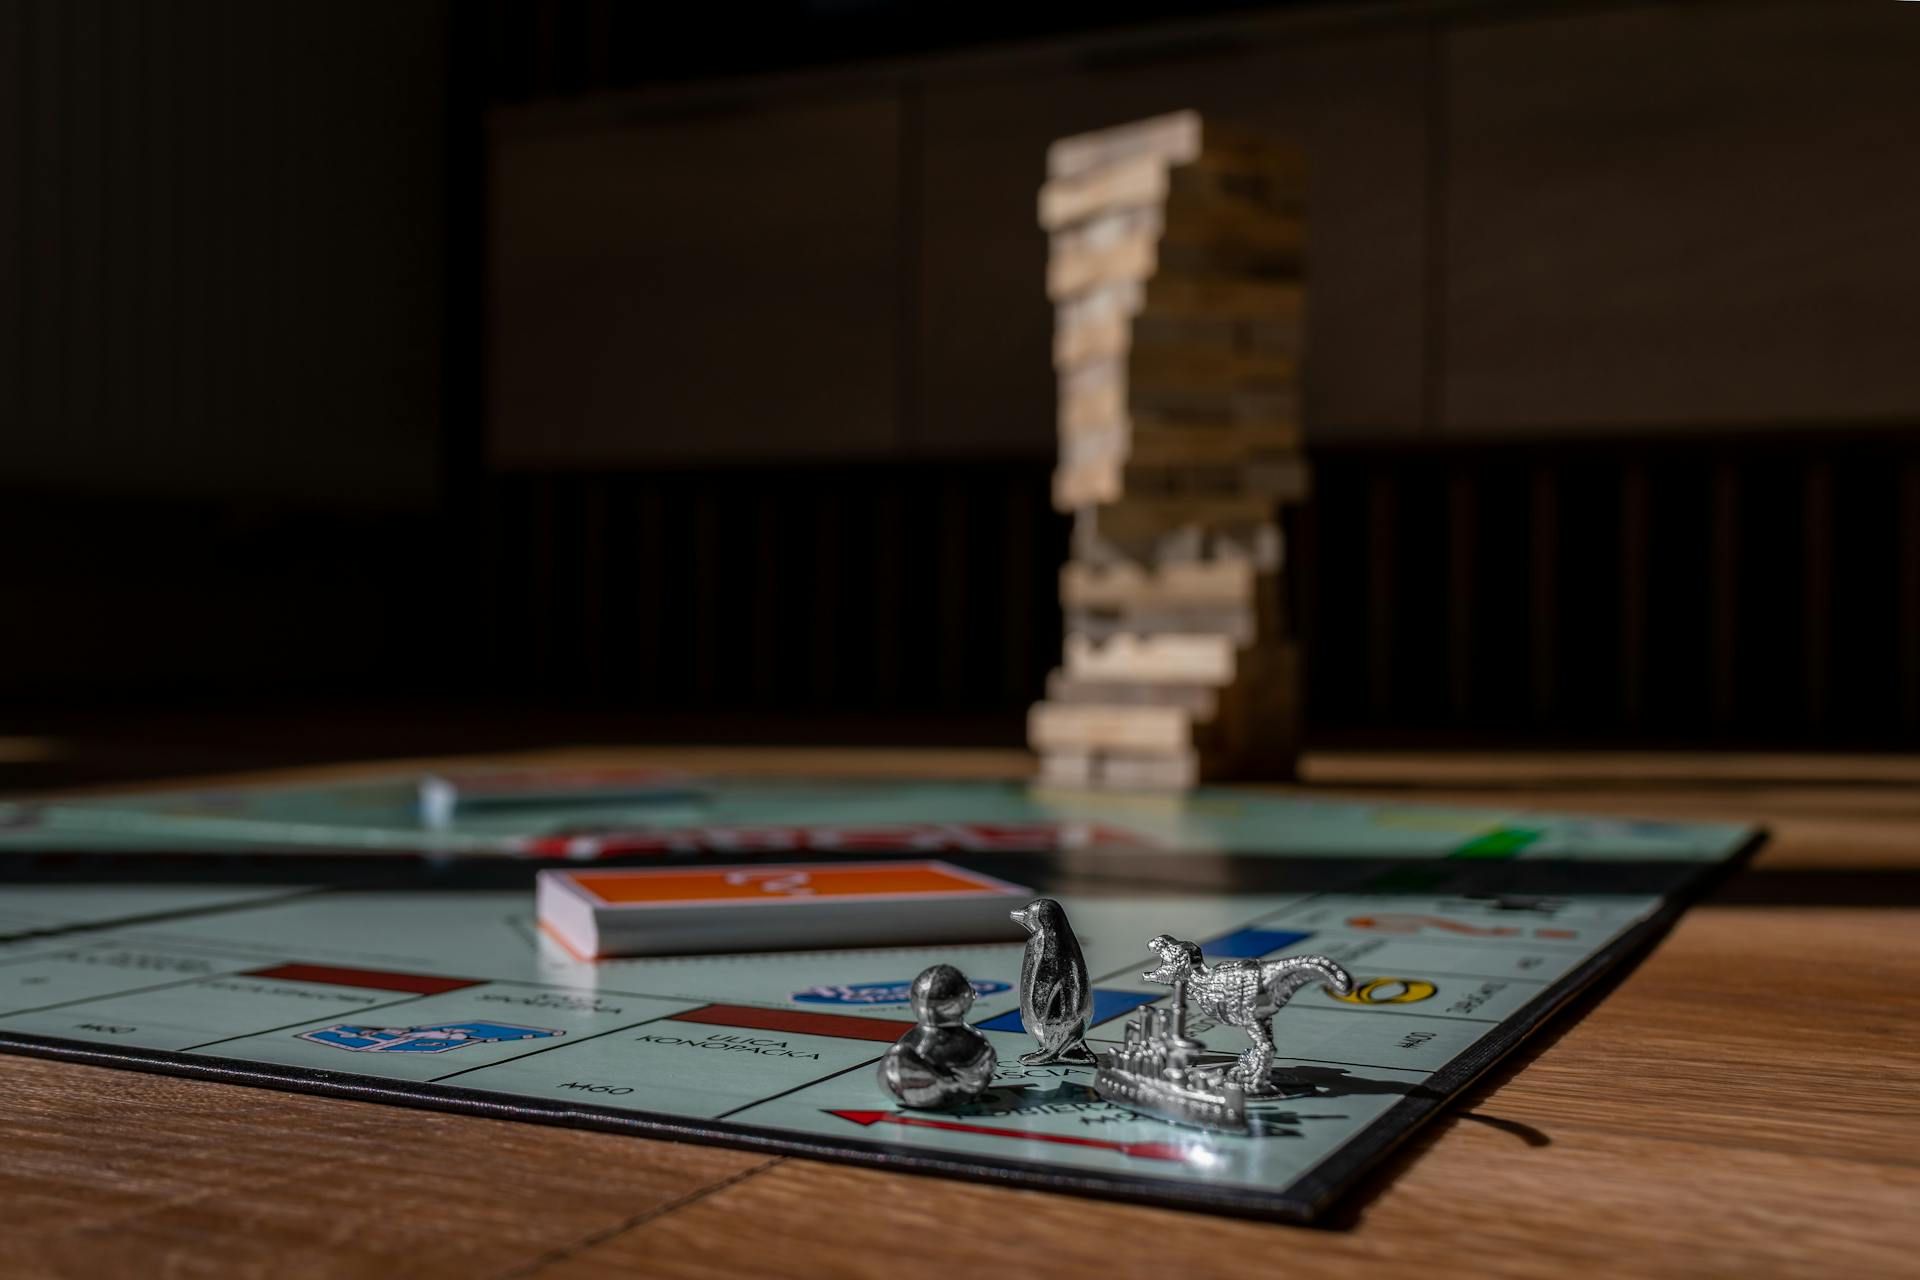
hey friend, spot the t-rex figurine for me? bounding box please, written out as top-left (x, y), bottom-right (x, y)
top-left (1142, 934), bottom-right (1355, 1088)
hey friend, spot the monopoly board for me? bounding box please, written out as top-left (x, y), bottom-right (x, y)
top-left (0, 779), bottom-right (1761, 1221)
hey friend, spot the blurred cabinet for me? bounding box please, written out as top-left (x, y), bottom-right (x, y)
top-left (488, 96), bottom-right (904, 465)
top-left (1444, 1), bottom-right (1920, 432)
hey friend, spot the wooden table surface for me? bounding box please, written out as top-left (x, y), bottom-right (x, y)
top-left (6, 748), bottom-right (1919, 1279)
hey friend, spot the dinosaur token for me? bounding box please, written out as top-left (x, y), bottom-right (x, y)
top-left (1141, 934), bottom-right (1354, 1096)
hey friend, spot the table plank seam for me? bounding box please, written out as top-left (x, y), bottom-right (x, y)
top-left (491, 1155), bottom-right (788, 1279)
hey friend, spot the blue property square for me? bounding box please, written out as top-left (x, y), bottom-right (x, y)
top-left (975, 988), bottom-right (1162, 1034)
top-left (1198, 928), bottom-right (1314, 958)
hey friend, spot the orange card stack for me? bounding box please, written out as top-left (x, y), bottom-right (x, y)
top-left (536, 862), bottom-right (1031, 958)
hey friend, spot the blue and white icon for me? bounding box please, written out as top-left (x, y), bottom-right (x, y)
top-left (298, 1020), bottom-right (563, 1054)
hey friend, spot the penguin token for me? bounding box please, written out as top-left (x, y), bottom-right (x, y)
top-left (1010, 898), bottom-right (1095, 1066)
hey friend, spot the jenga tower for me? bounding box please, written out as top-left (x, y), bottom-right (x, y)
top-left (1027, 111), bottom-right (1308, 790)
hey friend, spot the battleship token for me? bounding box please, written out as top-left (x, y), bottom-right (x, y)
top-left (1094, 978), bottom-right (1249, 1134)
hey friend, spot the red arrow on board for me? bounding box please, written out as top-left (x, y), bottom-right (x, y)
top-left (827, 1110), bottom-right (1192, 1163)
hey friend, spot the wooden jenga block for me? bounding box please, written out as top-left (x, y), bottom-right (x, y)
top-left (1045, 670), bottom-right (1220, 719)
top-left (1046, 111), bottom-right (1202, 181)
top-left (1038, 156), bottom-right (1167, 231)
top-left (1065, 607), bottom-right (1258, 645)
top-left (1035, 750), bottom-right (1097, 788)
top-left (1054, 282), bottom-right (1143, 368)
top-left (1057, 360), bottom-right (1128, 438)
top-left (1061, 560), bottom-right (1256, 611)
top-left (1063, 632), bottom-right (1237, 684)
top-left (1034, 742), bottom-right (1202, 792)
top-left (1028, 702), bottom-right (1193, 755)
top-left (1071, 510), bottom-right (1286, 576)
top-left (1087, 497), bottom-right (1283, 549)
top-left (1047, 208), bottom-right (1161, 299)
top-left (1094, 752), bottom-right (1202, 790)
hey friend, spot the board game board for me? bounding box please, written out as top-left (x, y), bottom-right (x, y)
top-left (0, 778), bottom-right (1761, 1221)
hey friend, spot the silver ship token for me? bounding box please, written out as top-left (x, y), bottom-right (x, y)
top-left (1093, 977), bottom-right (1250, 1135)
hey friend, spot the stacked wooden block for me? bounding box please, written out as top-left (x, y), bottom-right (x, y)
top-left (1027, 111), bottom-right (1309, 790)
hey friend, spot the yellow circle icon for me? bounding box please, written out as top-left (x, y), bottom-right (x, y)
top-left (1329, 977), bottom-right (1438, 1005)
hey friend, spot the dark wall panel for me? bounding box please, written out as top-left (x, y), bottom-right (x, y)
top-left (0, 492), bottom-right (440, 699)
top-left (912, 30), bottom-right (1434, 455)
top-left (475, 464), bottom-right (1068, 717)
top-left (0, 0), bottom-right (450, 701)
top-left (1303, 434), bottom-right (1920, 747)
top-left (487, 96), bottom-right (904, 465)
top-left (0, 0), bottom-right (447, 507)
top-left (1444, 1), bottom-right (1920, 433)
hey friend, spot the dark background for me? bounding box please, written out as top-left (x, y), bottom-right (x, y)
top-left (4, 0), bottom-right (1919, 788)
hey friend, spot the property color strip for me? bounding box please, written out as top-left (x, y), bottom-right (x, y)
top-left (245, 963), bottom-right (481, 996)
top-left (1196, 927), bottom-right (1314, 958)
top-left (1448, 827), bottom-right (1543, 859)
top-left (668, 1003), bottom-right (914, 1043)
top-left (975, 987), bottom-right (1161, 1035)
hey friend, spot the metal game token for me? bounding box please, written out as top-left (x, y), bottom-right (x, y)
top-left (877, 964), bottom-right (998, 1109)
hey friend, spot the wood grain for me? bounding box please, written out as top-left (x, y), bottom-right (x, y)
top-left (0, 1052), bottom-right (773, 1279)
top-left (7, 747), bottom-right (1920, 1278)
